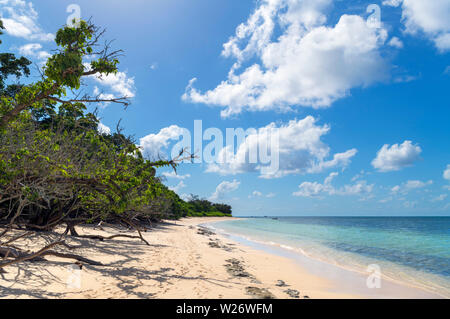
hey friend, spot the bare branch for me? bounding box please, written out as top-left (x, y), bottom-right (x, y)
top-left (47, 95), bottom-right (130, 107)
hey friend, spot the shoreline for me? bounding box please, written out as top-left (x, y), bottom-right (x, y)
top-left (204, 218), bottom-right (446, 299)
top-left (0, 217), bottom-right (443, 299)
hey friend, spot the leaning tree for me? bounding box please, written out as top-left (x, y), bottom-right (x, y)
top-left (0, 19), bottom-right (192, 270)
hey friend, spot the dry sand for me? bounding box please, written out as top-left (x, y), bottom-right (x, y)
top-left (0, 217), bottom-right (359, 299)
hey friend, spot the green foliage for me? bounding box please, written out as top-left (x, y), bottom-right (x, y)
top-left (0, 19), bottom-right (231, 230)
top-left (0, 19), bottom-right (203, 231)
top-left (0, 19), bottom-right (130, 130)
top-left (183, 196), bottom-right (233, 217)
top-left (0, 106), bottom-right (188, 227)
top-left (0, 20), bottom-right (3, 44)
top-left (0, 22), bottom-right (31, 97)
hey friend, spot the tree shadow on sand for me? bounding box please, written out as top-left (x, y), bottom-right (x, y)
top-left (0, 231), bottom-right (232, 299)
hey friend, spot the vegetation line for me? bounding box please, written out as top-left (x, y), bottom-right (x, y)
top-left (0, 19), bottom-right (232, 270)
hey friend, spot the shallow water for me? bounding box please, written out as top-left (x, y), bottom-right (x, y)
top-left (210, 217), bottom-right (450, 298)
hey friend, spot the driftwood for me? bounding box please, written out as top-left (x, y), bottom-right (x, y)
top-left (72, 233), bottom-right (149, 243)
top-left (0, 241), bottom-right (64, 268)
top-left (120, 218), bottom-right (150, 246)
top-left (38, 251), bottom-right (103, 266)
top-left (65, 220), bottom-right (150, 246)
top-left (0, 246), bottom-right (22, 259)
top-left (0, 240), bottom-right (103, 269)
top-left (1, 231), bottom-right (33, 246)
top-left (0, 214), bottom-right (151, 272)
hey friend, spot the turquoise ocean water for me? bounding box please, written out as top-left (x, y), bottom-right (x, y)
top-left (210, 217), bottom-right (450, 298)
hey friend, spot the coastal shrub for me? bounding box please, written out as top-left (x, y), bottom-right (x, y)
top-left (0, 19), bottom-right (190, 229)
top-left (0, 18), bottom-right (231, 270)
top-left (0, 19), bottom-right (202, 269)
top-left (183, 196), bottom-right (233, 217)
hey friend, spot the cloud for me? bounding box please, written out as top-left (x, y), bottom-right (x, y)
top-left (393, 74), bottom-right (420, 83)
top-left (293, 172), bottom-right (374, 197)
top-left (293, 172), bottom-right (337, 197)
top-left (444, 165), bottom-right (450, 181)
top-left (391, 179), bottom-right (433, 194)
top-left (162, 171), bottom-right (191, 180)
top-left (395, 0), bottom-right (450, 52)
top-left (0, 0), bottom-right (54, 41)
top-left (90, 71), bottom-right (136, 99)
top-left (183, 0), bottom-right (389, 117)
top-left (351, 170), bottom-right (368, 182)
top-left (179, 193), bottom-right (192, 201)
top-left (92, 87), bottom-right (116, 108)
top-left (206, 116), bottom-right (357, 178)
top-left (372, 140), bottom-right (422, 172)
top-left (432, 194), bottom-right (448, 202)
top-left (169, 181), bottom-right (186, 193)
top-left (379, 196), bottom-right (393, 203)
top-left (403, 201), bottom-right (418, 208)
top-left (17, 43), bottom-right (50, 60)
top-left (252, 191), bottom-right (263, 197)
top-left (404, 179), bottom-right (432, 189)
top-left (84, 62), bottom-right (136, 104)
top-left (97, 122), bottom-right (111, 135)
top-left (248, 190), bottom-right (275, 198)
top-left (210, 180), bottom-right (240, 201)
top-left (382, 0), bottom-right (402, 7)
top-left (139, 125), bottom-right (185, 159)
top-left (388, 37), bottom-right (404, 48)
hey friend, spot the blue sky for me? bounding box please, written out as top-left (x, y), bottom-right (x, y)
top-left (1, 0), bottom-right (449, 216)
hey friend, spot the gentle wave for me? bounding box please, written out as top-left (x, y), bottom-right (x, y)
top-left (207, 217), bottom-right (450, 298)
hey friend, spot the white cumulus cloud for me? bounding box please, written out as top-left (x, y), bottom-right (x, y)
top-left (372, 140), bottom-right (422, 172)
top-left (252, 191), bottom-right (263, 197)
top-left (390, 0), bottom-right (450, 52)
top-left (248, 191), bottom-right (275, 199)
top-left (210, 180), bottom-right (240, 201)
top-left (97, 122), bottom-right (111, 135)
top-left (432, 194), bottom-right (448, 202)
top-left (17, 43), bottom-right (50, 60)
top-left (444, 165), bottom-right (450, 181)
top-left (91, 71), bottom-right (136, 99)
top-left (391, 179), bottom-right (433, 194)
top-left (0, 0), bottom-right (54, 41)
top-left (183, 0), bottom-right (389, 118)
top-left (388, 37), bottom-right (404, 48)
top-left (139, 125), bottom-right (185, 159)
top-left (169, 181), bottom-right (186, 193)
top-left (206, 116), bottom-right (357, 179)
top-left (382, 0), bottom-right (402, 7)
top-left (293, 172), bottom-right (374, 197)
top-left (162, 171), bottom-right (191, 180)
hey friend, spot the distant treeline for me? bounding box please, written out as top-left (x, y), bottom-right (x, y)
top-left (180, 195), bottom-right (232, 217)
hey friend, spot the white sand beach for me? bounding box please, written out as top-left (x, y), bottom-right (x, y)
top-left (0, 217), bottom-right (442, 299)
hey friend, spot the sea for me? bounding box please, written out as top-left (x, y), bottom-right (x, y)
top-left (208, 217), bottom-right (450, 298)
